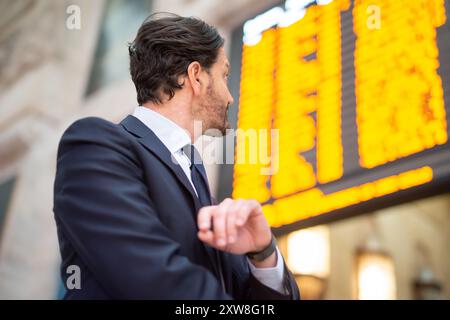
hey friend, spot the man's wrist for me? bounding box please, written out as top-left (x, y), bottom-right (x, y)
top-left (246, 234), bottom-right (277, 262)
top-left (249, 250), bottom-right (277, 268)
top-left (255, 233), bottom-right (273, 252)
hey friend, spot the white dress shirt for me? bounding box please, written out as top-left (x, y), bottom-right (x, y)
top-left (132, 106), bottom-right (286, 294)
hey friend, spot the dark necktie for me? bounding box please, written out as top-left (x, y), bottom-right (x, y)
top-left (182, 144), bottom-right (226, 291)
top-left (182, 145), bottom-right (211, 207)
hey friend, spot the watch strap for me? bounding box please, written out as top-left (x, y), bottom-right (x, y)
top-left (246, 235), bottom-right (277, 262)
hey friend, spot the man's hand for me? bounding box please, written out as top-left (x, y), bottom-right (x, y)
top-left (197, 198), bottom-right (273, 257)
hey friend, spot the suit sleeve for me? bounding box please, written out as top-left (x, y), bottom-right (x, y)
top-left (212, 197), bottom-right (300, 300)
top-left (247, 260), bottom-right (301, 300)
top-left (53, 117), bottom-right (231, 299)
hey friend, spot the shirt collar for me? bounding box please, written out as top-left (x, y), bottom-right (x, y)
top-left (132, 106), bottom-right (191, 154)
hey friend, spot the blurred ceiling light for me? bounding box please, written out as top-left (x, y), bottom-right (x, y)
top-left (413, 266), bottom-right (444, 300)
top-left (356, 235), bottom-right (396, 300)
top-left (243, 7), bottom-right (284, 45)
top-left (287, 225), bottom-right (330, 277)
top-left (287, 225), bottom-right (330, 299)
top-left (317, 0), bottom-right (334, 5)
top-left (413, 244), bottom-right (444, 300)
top-left (243, 0), bottom-right (336, 45)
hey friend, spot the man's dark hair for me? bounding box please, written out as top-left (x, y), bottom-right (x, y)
top-left (128, 13), bottom-right (225, 105)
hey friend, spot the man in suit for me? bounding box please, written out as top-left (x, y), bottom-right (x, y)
top-left (53, 13), bottom-right (300, 299)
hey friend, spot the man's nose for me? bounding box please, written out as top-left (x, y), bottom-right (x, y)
top-left (228, 94), bottom-right (235, 107)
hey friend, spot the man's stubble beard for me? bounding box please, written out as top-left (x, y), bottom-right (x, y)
top-left (202, 84), bottom-right (229, 137)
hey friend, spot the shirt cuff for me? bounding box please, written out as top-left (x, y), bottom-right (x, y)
top-left (247, 247), bottom-right (286, 294)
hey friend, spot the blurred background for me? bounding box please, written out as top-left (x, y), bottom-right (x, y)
top-left (0, 0), bottom-right (449, 299)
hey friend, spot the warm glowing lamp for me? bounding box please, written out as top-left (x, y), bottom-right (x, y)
top-left (287, 226), bottom-right (330, 299)
top-left (355, 235), bottom-right (396, 300)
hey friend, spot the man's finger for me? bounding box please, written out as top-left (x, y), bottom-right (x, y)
top-left (197, 230), bottom-right (215, 247)
top-left (236, 200), bottom-right (260, 226)
top-left (212, 198), bottom-right (233, 248)
top-left (197, 206), bottom-right (214, 231)
top-left (226, 199), bottom-right (245, 244)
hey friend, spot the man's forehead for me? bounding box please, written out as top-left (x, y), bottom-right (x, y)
top-left (217, 48), bottom-right (230, 68)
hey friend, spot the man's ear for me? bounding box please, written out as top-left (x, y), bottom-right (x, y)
top-left (187, 61), bottom-right (204, 96)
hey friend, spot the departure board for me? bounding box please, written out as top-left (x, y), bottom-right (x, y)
top-left (232, 0), bottom-right (450, 232)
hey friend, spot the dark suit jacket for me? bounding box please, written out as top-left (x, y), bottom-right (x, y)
top-left (53, 115), bottom-right (300, 299)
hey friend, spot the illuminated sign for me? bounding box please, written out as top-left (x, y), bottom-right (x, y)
top-left (232, 0), bottom-right (450, 232)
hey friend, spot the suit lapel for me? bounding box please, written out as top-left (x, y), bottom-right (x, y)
top-left (120, 115), bottom-right (202, 212)
top-left (120, 115), bottom-right (223, 282)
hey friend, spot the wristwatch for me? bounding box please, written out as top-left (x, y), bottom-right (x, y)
top-left (246, 235), bottom-right (277, 262)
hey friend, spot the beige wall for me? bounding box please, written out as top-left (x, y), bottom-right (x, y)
top-left (0, 0), bottom-right (107, 298)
